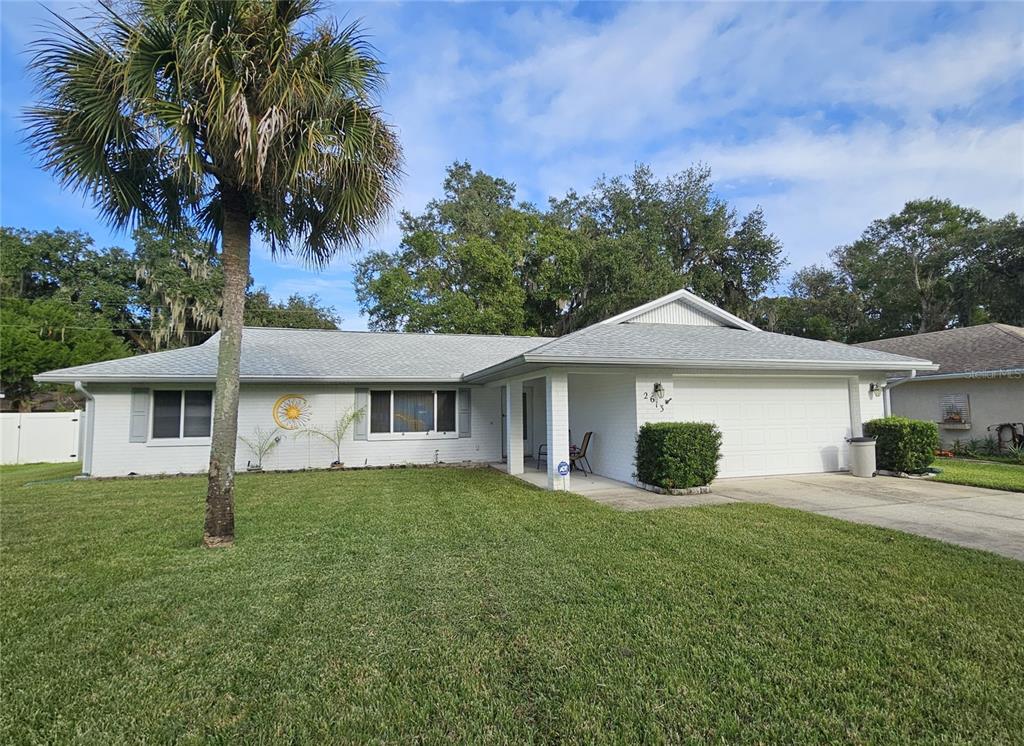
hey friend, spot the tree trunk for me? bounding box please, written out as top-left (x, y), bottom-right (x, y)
top-left (204, 190), bottom-right (251, 548)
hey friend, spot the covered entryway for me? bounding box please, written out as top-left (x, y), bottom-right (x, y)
top-left (499, 370), bottom-right (638, 490)
top-left (499, 372), bottom-right (572, 490)
top-left (672, 376), bottom-right (855, 478)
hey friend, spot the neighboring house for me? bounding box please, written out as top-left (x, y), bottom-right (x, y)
top-left (857, 324), bottom-right (1024, 448)
top-left (36, 289), bottom-right (935, 488)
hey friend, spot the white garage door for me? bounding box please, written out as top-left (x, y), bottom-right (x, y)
top-left (672, 377), bottom-right (852, 478)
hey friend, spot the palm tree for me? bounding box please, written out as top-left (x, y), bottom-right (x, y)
top-left (25, 0), bottom-right (402, 547)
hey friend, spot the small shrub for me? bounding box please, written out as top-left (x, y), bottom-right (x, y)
top-left (299, 407), bottom-right (365, 467)
top-left (969, 437), bottom-right (999, 456)
top-left (1005, 443), bottom-right (1024, 465)
top-left (635, 422), bottom-right (722, 489)
top-left (863, 417), bottom-right (939, 473)
top-left (239, 426), bottom-right (282, 470)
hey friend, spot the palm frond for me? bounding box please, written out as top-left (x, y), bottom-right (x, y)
top-left (24, 0), bottom-right (401, 257)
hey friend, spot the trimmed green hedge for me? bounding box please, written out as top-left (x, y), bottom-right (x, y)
top-left (863, 416), bottom-right (939, 473)
top-left (635, 422), bottom-right (722, 489)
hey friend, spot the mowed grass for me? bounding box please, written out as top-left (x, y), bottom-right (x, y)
top-left (2, 464), bottom-right (1023, 743)
top-left (934, 457), bottom-right (1024, 492)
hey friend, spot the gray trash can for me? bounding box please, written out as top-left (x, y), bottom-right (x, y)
top-left (848, 436), bottom-right (876, 477)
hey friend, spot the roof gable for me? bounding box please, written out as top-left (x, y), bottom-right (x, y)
top-left (598, 288), bottom-right (759, 331)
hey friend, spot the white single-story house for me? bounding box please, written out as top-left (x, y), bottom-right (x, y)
top-left (856, 324), bottom-right (1024, 448)
top-left (36, 289), bottom-right (936, 489)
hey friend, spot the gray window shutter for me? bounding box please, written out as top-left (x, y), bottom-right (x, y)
top-left (458, 388), bottom-right (471, 438)
top-left (129, 388), bottom-right (150, 442)
top-left (353, 388), bottom-right (368, 440)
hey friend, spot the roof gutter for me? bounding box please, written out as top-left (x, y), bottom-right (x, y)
top-left (888, 367), bottom-right (1024, 383)
top-left (882, 370), bottom-right (916, 417)
top-left (464, 354), bottom-right (938, 383)
top-left (35, 374), bottom-right (471, 385)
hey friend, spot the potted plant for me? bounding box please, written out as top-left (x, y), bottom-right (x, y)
top-left (943, 408), bottom-right (964, 424)
top-left (300, 407), bottom-right (365, 468)
top-left (239, 426), bottom-right (281, 471)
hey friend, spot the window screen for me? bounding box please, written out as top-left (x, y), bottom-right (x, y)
top-left (436, 391), bottom-right (457, 432)
top-left (393, 390), bottom-right (434, 432)
top-left (940, 393), bottom-right (970, 424)
top-left (152, 390), bottom-right (182, 438)
top-left (183, 391), bottom-right (213, 437)
top-left (370, 391), bottom-right (391, 433)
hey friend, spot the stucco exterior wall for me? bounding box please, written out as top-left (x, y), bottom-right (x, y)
top-left (889, 376), bottom-right (1024, 447)
top-left (86, 383), bottom-right (502, 477)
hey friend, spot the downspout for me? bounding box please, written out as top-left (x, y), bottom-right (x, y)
top-left (882, 370), bottom-right (916, 417)
top-left (74, 381), bottom-right (95, 476)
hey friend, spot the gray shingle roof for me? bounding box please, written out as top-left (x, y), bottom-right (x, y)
top-left (35, 327), bottom-right (553, 383)
top-left (855, 324), bottom-right (1024, 377)
top-left (36, 322), bottom-right (935, 385)
top-left (464, 323), bottom-right (935, 380)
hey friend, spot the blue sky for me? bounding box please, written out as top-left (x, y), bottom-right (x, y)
top-left (2, 1), bottom-right (1022, 329)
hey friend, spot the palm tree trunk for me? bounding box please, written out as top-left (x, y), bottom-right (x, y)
top-left (204, 189), bottom-right (251, 548)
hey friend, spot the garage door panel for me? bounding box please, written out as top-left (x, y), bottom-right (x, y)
top-left (673, 376), bottom-right (851, 478)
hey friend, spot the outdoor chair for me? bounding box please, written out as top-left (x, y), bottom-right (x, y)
top-left (536, 431), bottom-right (573, 469)
top-left (570, 431), bottom-right (593, 475)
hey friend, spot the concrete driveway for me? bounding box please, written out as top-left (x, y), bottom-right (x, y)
top-left (712, 473), bottom-right (1024, 561)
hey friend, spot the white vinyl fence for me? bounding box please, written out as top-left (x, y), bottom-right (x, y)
top-left (0, 411), bottom-right (81, 465)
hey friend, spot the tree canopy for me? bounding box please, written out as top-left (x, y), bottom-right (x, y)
top-left (355, 162), bottom-right (787, 335)
top-left (0, 226), bottom-right (341, 409)
top-left (756, 200), bottom-right (1023, 342)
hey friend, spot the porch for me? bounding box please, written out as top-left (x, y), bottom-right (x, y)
top-left (495, 369), bottom-right (643, 491)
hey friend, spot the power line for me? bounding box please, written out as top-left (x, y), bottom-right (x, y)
top-left (0, 299), bottom-right (341, 314)
top-left (0, 322), bottom-right (341, 333)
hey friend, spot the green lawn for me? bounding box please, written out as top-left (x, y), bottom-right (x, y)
top-left (2, 464), bottom-right (1022, 743)
top-left (934, 457), bottom-right (1024, 492)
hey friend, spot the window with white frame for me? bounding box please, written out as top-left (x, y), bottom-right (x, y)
top-left (369, 390), bottom-right (457, 434)
top-left (152, 390), bottom-right (213, 438)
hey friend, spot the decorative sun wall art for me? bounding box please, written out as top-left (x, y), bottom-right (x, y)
top-left (272, 394), bottom-right (311, 430)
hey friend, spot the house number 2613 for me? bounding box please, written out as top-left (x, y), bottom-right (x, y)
top-left (642, 383), bottom-right (672, 412)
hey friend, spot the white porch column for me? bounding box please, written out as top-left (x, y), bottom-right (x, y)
top-left (545, 371), bottom-right (570, 491)
top-left (505, 380), bottom-right (524, 475)
top-left (847, 377), bottom-right (863, 438)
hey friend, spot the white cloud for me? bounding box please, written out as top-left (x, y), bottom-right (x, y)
top-left (666, 121), bottom-right (1024, 273)
top-left (4, 0), bottom-right (1020, 319)
top-left (489, 2), bottom-right (1023, 151)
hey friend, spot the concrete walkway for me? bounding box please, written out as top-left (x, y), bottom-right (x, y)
top-left (492, 463), bottom-right (732, 510)
top-left (712, 472), bottom-right (1024, 561)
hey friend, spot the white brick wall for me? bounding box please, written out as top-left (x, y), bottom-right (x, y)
top-left (545, 371), bottom-right (570, 490)
top-left (859, 376), bottom-right (886, 426)
top-left (86, 383), bottom-right (502, 477)
top-left (567, 372), bottom-right (638, 484)
top-left (504, 381), bottom-right (524, 475)
top-left (83, 372), bottom-right (889, 479)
